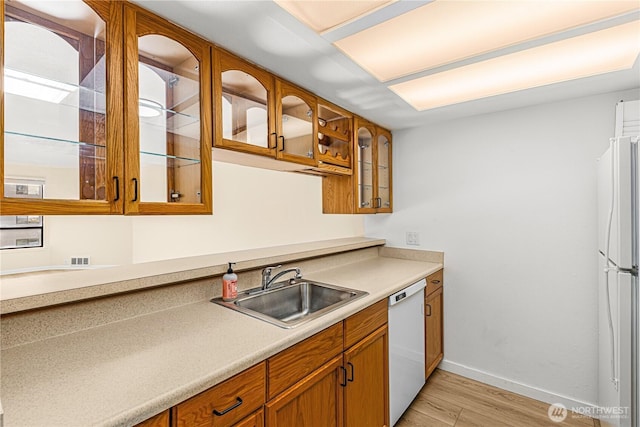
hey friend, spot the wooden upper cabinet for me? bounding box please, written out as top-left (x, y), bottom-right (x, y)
top-left (375, 128), bottom-right (392, 213)
top-left (1, 0), bottom-right (124, 215)
top-left (322, 117), bottom-right (393, 214)
top-left (214, 48), bottom-right (276, 158)
top-left (275, 80), bottom-right (318, 167)
top-left (123, 4), bottom-right (212, 214)
top-left (317, 100), bottom-right (353, 172)
top-left (354, 118), bottom-right (377, 213)
top-left (354, 117), bottom-right (392, 214)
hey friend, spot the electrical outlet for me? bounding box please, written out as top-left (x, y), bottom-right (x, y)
top-left (405, 232), bottom-right (420, 246)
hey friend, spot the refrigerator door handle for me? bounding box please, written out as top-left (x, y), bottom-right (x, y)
top-left (605, 265), bottom-right (638, 275)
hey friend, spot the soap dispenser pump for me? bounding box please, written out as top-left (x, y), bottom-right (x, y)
top-left (222, 262), bottom-right (238, 301)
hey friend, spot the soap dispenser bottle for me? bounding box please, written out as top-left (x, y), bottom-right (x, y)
top-left (222, 262), bottom-right (238, 301)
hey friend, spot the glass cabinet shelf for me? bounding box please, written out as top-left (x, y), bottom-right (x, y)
top-left (4, 131), bottom-right (107, 151)
top-left (140, 150), bottom-right (201, 167)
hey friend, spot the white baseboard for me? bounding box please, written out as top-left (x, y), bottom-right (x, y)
top-left (437, 359), bottom-right (598, 411)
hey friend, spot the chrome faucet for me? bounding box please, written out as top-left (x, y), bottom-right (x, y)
top-left (261, 265), bottom-right (302, 290)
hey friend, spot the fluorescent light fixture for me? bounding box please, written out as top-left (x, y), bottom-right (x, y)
top-left (389, 20), bottom-right (640, 111)
top-left (138, 98), bottom-right (163, 118)
top-left (274, 0), bottom-right (395, 34)
top-left (4, 68), bottom-right (76, 103)
top-left (334, 0), bottom-right (640, 82)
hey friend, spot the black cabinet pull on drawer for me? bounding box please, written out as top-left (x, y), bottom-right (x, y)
top-left (212, 397), bottom-right (243, 416)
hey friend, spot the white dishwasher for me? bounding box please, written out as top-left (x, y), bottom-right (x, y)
top-left (388, 279), bottom-right (426, 426)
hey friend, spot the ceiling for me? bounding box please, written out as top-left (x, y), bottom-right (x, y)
top-left (132, 0), bottom-right (640, 131)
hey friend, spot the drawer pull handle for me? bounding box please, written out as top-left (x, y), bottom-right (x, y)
top-left (426, 304), bottom-right (432, 317)
top-left (431, 280), bottom-right (441, 284)
top-left (347, 362), bottom-right (354, 382)
top-left (212, 397), bottom-right (243, 416)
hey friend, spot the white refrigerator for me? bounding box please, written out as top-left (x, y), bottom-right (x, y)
top-left (597, 133), bottom-right (639, 427)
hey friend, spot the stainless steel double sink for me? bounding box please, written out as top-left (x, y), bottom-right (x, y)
top-left (212, 279), bottom-right (368, 328)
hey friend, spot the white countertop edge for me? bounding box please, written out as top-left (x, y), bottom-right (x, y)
top-left (0, 237), bottom-right (385, 314)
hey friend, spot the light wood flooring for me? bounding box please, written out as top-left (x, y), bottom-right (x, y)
top-left (396, 369), bottom-right (601, 427)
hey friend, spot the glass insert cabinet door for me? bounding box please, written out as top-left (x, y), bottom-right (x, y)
top-left (216, 50), bottom-right (276, 157)
top-left (376, 129), bottom-right (392, 211)
top-left (123, 4), bottom-right (212, 214)
top-left (356, 124), bottom-right (375, 211)
top-left (1, 0), bottom-right (123, 214)
top-left (276, 81), bottom-right (317, 166)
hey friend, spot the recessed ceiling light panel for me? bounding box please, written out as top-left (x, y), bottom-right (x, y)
top-left (334, 0), bottom-right (640, 82)
top-left (274, 0), bottom-right (395, 34)
top-left (389, 20), bottom-right (640, 111)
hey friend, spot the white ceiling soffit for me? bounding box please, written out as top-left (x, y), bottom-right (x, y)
top-left (273, 0), bottom-right (396, 34)
top-left (333, 0), bottom-right (640, 82)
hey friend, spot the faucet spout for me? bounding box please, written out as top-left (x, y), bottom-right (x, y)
top-left (261, 266), bottom-right (302, 290)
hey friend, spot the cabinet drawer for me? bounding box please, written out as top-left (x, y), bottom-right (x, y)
top-left (175, 362), bottom-right (266, 427)
top-left (267, 322), bottom-right (343, 400)
top-left (344, 299), bottom-right (387, 349)
top-left (426, 269), bottom-right (443, 296)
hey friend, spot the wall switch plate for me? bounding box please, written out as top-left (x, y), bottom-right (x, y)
top-left (406, 232), bottom-right (420, 246)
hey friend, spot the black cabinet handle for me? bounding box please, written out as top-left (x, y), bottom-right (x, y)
top-left (339, 366), bottom-right (347, 387)
top-left (426, 304), bottom-right (432, 317)
top-left (347, 362), bottom-right (354, 382)
top-left (279, 135), bottom-right (285, 152)
top-left (212, 397), bottom-right (243, 416)
top-left (270, 132), bottom-right (277, 149)
top-left (131, 178), bottom-right (138, 202)
top-left (113, 176), bottom-right (120, 202)
top-left (431, 280), bottom-right (441, 285)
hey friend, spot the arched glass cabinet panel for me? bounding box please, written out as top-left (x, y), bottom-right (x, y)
top-left (124, 4), bottom-right (211, 214)
top-left (1, 0), bottom-right (123, 214)
top-left (276, 81), bottom-right (317, 166)
top-left (222, 70), bottom-right (269, 148)
top-left (215, 50), bottom-right (275, 157)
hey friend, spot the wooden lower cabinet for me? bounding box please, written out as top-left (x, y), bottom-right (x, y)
top-left (265, 300), bottom-right (389, 427)
top-left (265, 356), bottom-right (344, 427)
top-left (136, 410), bottom-right (170, 427)
top-left (173, 362), bottom-right (266, 427)
top-left (343, 325), bottom-right (389, 427)
top-left (425, 270), bottom-right (444, 379)
top-left (234, 409), bottom-right (264, 427)
top-left (160, 301), bottom-right (390, 427)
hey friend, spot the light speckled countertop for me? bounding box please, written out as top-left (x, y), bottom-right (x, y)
top-left (1, 255), bottom-right (441, 427)
top-left (1, 237), bottom-right (385, 314)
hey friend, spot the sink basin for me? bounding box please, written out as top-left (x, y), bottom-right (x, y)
top-left (212, 280), bottom-right (368, 328)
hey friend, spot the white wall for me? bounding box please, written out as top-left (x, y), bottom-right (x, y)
top-left (365, 88), bottom-right (640, 407)
top-left (1, 161), bottom-right (364, 271)
top-left (130, 161), bottom-right (364, 263)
